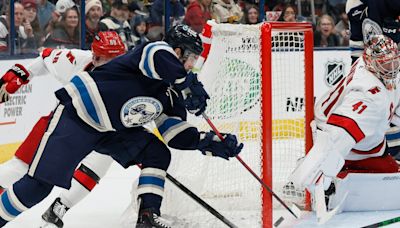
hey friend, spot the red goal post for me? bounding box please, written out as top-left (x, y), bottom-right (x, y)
top-left (261, 22), bottom-right (314, 226)
top-left (161, 22), bottom-right (314, 228)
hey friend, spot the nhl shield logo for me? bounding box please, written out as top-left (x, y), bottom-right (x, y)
top-left (120, 97), bottom-right (163, 127)
top-left (325, 61), bottom-right (345, 87)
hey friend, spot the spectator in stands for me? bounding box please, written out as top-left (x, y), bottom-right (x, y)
top-left (85, 0), bottom-right (103, 49)
top-left (335, 9), bottom-right (349, 46)
top-left (272, 4), bottom-right (302, 48)
top-left (37, 0), bottom-right (56, 30)
top-left (128, 1), bottom-right (147, 28)
top-left (278, 4), bottom-right (296, 22)
top-left (43, 7), bottom-right (80, 49)
top-left (213, 0), bottom-right (243, 24)
top-left (147, 0), bottom-right (185, 40)
top-left (0, 2), bottom-right (37, 53)
top-left (55, 0), bottom-right (76, 15)
top-left (101, 0), bottom-right (113, 17)
top-left (184, 0), bottom-right (213, 33)
top-left (22, 0), bottom-right (43, 48)
top-left (132, 15), bottom-right (149, 45)
top-left (44, 0), bottom-right (75, 35)
top-left (241, 5), bottom-right (260, 24)
top-left (99, 0), bottom-right (136, 50)
top-left (314, 14), bottom-right (340, 47)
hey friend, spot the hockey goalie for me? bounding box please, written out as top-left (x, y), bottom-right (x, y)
top-left (289, 35), bottom-right (400, 215)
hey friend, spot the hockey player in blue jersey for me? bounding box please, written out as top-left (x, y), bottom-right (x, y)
top-left (0, 24), bottom-right (243, 228)
top-left (346, 0), bottom-right (400, 63)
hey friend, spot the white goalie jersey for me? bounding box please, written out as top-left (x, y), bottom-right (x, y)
top-left (314, 58), bottom-right (400, 161)
top-left (26, 48), bottom-right (93, 85)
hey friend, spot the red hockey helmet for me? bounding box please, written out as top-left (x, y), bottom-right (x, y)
top-left (91, 31), bottom-right (126, 58)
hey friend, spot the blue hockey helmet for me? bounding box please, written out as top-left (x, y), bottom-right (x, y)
top-left (164, 24), bottom-right (203, 56)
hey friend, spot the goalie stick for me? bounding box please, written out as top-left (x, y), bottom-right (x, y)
top-left (361, 216), bottom-right (400, 228)
top-left (314, 175), bottom-right (347, 225)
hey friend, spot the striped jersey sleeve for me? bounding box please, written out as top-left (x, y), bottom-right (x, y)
top-left (155, 114), bottom-right (200, 149)
top-left (138, 41), bottom-right (188, 86)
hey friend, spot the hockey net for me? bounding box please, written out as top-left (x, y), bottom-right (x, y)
top-left (161, 22), bottom-right (314, 227)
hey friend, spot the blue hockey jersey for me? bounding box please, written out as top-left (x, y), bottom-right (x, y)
top-left (55, 41), bottom-right (189, 132)
top-left (347, 0), bottom-right (400, 59)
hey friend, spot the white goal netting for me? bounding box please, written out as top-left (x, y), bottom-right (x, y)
top-left (161, 23), bottom-right (311, 227)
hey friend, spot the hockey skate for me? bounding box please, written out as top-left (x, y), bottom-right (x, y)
top-left (40, 197), bottom-right (69, 228)
top-left (136, 208), bottom-right (172, 228)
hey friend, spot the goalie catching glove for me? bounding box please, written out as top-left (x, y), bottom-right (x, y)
top-left (198, 131), bottom-right (243, 160)
top-left (176, 72), bottom-right (210, 116)
top-left (0, 64), bottom-right (30, 103)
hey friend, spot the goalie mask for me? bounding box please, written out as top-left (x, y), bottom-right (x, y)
top-left (164, 25), bottom-right (203, 70)
top-left (363, 35), bottom-right (400, 90)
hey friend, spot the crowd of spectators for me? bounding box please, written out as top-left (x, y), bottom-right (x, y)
top-left (0, 0), bottom-right (349, 55)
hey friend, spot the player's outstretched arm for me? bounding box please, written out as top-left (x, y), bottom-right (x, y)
top-left (155, 114), bottom-right (243, 160)
top-left (0, 48), bottom-right (56, 103)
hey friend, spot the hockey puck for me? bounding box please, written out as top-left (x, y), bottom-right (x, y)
top-left (274, 216), bottom-right (284, 227)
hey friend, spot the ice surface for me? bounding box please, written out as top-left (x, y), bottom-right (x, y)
top-left (4, 163), bottom-right (400, 228)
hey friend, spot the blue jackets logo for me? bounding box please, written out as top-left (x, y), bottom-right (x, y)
top-left (120, 97), bottom-right (163, 127)
top-left (362, 18), bottom-right (383, 44)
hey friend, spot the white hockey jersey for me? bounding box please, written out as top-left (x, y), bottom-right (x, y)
top-left (314, 58), bottom-right (400, 161)
top-left (26, 48), bottom-right (93, 85)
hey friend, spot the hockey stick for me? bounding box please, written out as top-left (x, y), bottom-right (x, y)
top-left (361, 216), bottom-right (400, 228)
top-left (144, 123), bottom-right (238, 228)
top-left (193, 20), bottom-right (300, 220)
top-left (201, 112), bottom-right (301, 219)
top-left (135, 163), bottom-right (238, 227)
top-left (165, 173), bottom-right (238, 228)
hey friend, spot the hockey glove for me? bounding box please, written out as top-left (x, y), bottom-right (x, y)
top-left (198, 131), bottom-right (243, 160)
top-left (179, 72), bottom-right (210, 116)
top-left (0, 64), bottom-right (30, 103)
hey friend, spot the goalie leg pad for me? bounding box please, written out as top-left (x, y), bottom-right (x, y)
top-left (328, 172), bottom-right (400, 212)
top-left (289, 130), bottom-right (345, 191)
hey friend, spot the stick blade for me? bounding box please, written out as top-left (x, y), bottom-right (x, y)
top-left (274, 216), bottom-right (285, 227)
top-left (291, 204), bottom-right (302, 219)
